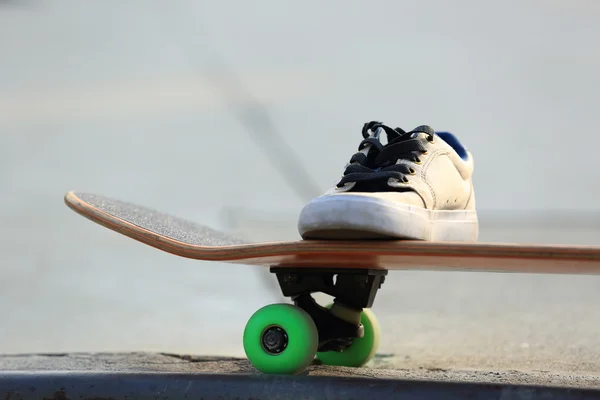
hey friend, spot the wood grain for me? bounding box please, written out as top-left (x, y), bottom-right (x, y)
top-left (64, 191), bottom-right (600, 275)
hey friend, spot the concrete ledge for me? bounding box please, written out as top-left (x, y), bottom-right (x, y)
top-left (3, 371), bottom-right (600, 400)
top-left (1, 353), bottom-right (599, 400)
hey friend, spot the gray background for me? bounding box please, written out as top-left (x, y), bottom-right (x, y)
top-left (1, 0), bottom-right (599, 376)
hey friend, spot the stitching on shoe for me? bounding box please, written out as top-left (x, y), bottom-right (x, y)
top-left (421, 149), bottom-right (448, 209)
top-left (464, 181), bottom-right (474, 210)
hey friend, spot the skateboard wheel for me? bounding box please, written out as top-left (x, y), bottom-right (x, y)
top-left (317, 307), bottom-right (381, 368)
top-left (243, 303), bottom-right (318, 374)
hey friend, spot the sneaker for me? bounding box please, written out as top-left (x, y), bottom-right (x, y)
top-left (297, 121), bottom-right (478, 241)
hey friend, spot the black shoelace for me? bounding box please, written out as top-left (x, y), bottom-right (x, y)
top-left (336, 121), bottom-right (434, 190)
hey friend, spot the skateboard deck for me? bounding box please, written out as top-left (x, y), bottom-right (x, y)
top-left (64, 190), bottom-right (600, 375)
top-left (64, 191), bottom-right (600, 275)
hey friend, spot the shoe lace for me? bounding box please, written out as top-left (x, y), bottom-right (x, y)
top-left (336, 121), bottom-right (434, 189)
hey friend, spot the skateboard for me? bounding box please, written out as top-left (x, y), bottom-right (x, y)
top-left (64, 191), bottom-right (600, 375)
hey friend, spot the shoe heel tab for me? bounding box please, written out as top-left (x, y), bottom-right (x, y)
top-left (436, 131), bottom-right (469, 161)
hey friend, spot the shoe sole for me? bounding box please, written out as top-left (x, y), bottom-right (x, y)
top-left (298, 194), bottom-right (479, 241)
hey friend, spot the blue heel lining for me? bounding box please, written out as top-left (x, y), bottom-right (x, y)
top-left (436, 131), bottom-right (469, 160)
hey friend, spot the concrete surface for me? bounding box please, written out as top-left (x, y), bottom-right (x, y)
top-left (1, 352), bottom-right (599, 400)
top-left (0, 352), bottom-right (598, 389)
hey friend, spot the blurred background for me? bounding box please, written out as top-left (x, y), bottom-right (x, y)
top-left (1, 0), bottom-right (599, 375)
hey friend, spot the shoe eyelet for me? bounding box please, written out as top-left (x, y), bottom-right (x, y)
top-left (408, 167), bottom-right (416, 175)
top-left (414, 158), bottom-right (422, 165)
top-left (422, 151), bottom-right (428, 155)
top-left (403, 178), bottom-right (410, 184)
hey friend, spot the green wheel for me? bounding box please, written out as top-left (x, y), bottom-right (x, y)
top-left (316, 307), bottom-right (381, 367)
top-left (243, 303), bottom-right (318, 374)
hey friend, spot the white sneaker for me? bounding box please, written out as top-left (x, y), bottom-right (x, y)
top-left (298, 121), bottom-right (478, 241)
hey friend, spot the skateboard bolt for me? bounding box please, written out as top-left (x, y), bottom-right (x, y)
top-left (261, 326), bottom-right (289, 354)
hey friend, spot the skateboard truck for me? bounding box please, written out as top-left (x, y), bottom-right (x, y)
top-left (270, 267), bottom-right (387, 352)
